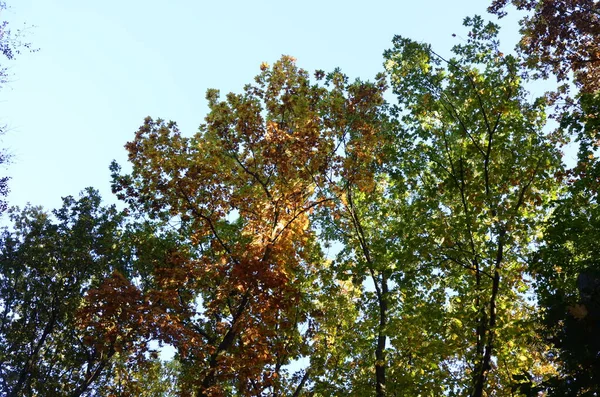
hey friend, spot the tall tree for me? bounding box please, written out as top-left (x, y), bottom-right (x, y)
top-left (0, 189), bottom-right (148, 396)
top-left (531, 154), bottom-right (600, 395)
top-left (110, 56), bottom-right (391, 396)
top-left (521, 51), bottom-right (600, 397)
top-left (309, 81), bottom-right (451, 396)
top-left (488, 1), bottom-right (600, 394)
top-left (384, 16), bottom-right (563, 396)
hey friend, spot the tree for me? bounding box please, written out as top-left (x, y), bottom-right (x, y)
top-left (489, 0), bottom-right (600, 93)
top-left (308, 71), bottom-right (449, 397)
top-left (531, 175), bottom-right (600, 395)
top-left (0, 5), bottom-right (588, 396)
top-left (523, 63), bottom-right (600, 397)
top-left (110, 56), bottom-right (391, 396)
top-left (384, 16), bottom-right (563, 396)
top-left (0, 189), bottom-right (148, 396)
top-left (487, 2), bottom-right (600, 394)
top-left (108, 21), bottom-right (568, 395)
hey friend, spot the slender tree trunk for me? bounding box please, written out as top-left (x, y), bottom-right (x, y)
top-left (375, 274), bottom-right (389, 397)
top-left (471, 270), bottom-right (500, 397)
top-left (471, 233), bottom-right (504, 397)
top-left (347, 188), bottom-right (388, 397)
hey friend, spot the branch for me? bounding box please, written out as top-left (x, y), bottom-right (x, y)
top-left (229, 151), bottom-right (273, 201)
top-left (291, 368), bottom-right (311, 397)
top-left (270, 197), bottom-right (332, 245)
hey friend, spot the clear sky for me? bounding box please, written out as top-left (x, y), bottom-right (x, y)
top-left (1, 0), bottom-right (524, 215)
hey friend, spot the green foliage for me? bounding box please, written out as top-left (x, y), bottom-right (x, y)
top-left (4, 6), bottom-right (600, 396)
top-left (527, 91), bottom-right (600, 397)
top-left (0, 188), bottom-right (158, 396)
top-left (487, 1), bottom-right (600, 394)
top-left (384, 15), bottom-right (563, 396)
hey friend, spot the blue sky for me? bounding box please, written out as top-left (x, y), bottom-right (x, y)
top-left (1, 0), bottom-right (524, 214)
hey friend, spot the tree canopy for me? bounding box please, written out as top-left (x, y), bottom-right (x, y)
top-left (2, 1), bottom-right (600, 396)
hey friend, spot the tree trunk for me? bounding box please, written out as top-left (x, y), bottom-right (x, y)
top-left (471, 233), bottom-right (503, 397)
top-left (375, 274), bottom-right (389, 397)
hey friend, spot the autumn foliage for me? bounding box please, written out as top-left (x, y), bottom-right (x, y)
top-left (104, 56), bottom-right (390, 396)
top-left (3, 3), bottom-right (600, 396)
